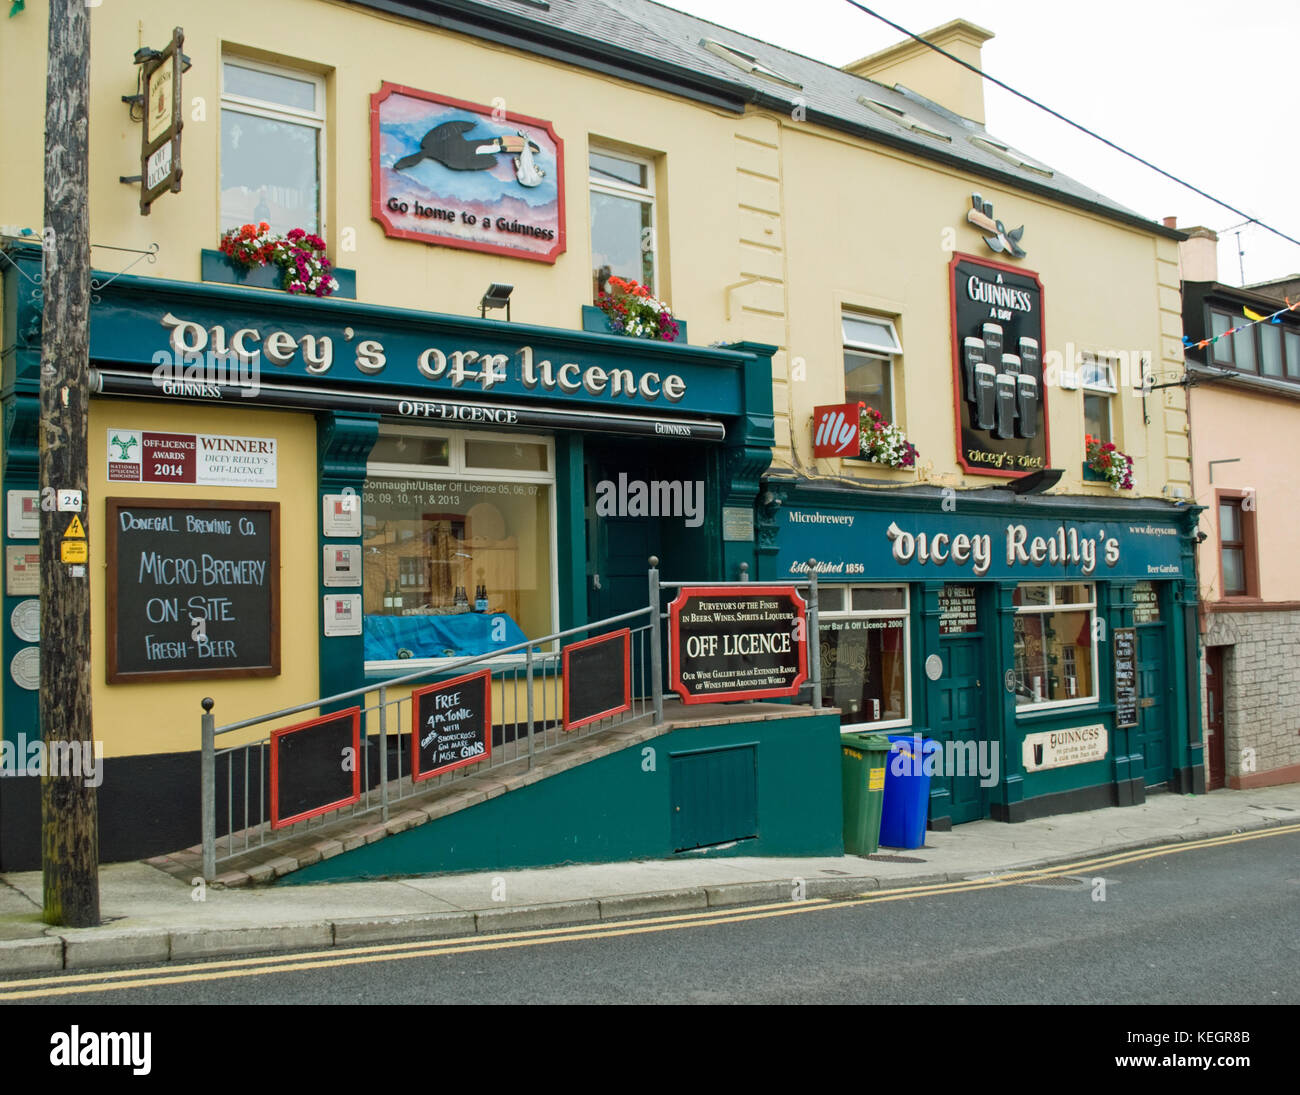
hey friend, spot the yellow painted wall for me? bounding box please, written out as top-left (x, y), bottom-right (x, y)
top-left (3, 0), bottom-right (1190, 762)
top-left (87, 398), bottom-right (319, 756)
top-left (1190, 384), bottom-right (1300, 603)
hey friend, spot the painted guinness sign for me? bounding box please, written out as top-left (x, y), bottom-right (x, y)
top-left (949, 253), bottom-right (1050, 479)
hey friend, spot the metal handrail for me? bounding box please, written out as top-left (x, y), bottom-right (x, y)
top-left (210, 605), bottom-right (653, 736)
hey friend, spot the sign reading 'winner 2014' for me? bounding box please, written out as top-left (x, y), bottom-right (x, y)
top-left (669, 586), bottom-right (808, 703)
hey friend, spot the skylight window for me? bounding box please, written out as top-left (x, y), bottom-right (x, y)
top-left (700, 38), bottom-right (802, 90)
top-left (968, 136), bottom-right (1054, 178)
top-left (857, 97), bottom-right (951, 142)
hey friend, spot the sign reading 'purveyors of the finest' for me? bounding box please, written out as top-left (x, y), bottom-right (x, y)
top-left (105, 499), bottom-right (280, 683)
top-left (949, 253), bottom-right (1049, 478)
top-left (412, 669), bottom-right (491, 781)
top-left (669, 586), bottom-right (808, 703)
top-left (106, 429), bottom-right (277, 487)
top-left (371, 83), bottom-right (564, 263)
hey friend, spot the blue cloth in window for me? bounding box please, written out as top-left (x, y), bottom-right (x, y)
top-left (364, 612), bottom-right (527, 661)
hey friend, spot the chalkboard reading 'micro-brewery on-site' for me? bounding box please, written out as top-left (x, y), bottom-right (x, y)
top-left (669, 586), bottom-right (808, 704)
top-left (563, 629), bottom-right (631, 730)
top-left (412, 669), bottom-right (492, 781)
top-left (106, 499), bottom-right (280, 683)
top-left (1113, 626), bottom-right (1138, 728)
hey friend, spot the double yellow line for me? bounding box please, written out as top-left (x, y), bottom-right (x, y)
top-left (3, 823), bottom-right (1295, 1000)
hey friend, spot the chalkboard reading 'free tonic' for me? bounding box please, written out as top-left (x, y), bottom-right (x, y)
top-left (106, 498), bottom-right (280, 683)
top-left (669, 585), bottom-right (808, 704)
top-left (412, 669), bottom-right (492, 781)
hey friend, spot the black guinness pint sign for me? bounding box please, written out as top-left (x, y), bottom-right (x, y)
top-left (949, 253), bottom-right (1050, 479)
top-left (669, 586), bottom-right (808, 704)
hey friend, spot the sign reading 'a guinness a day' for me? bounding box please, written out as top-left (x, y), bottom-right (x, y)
top-left (371, 83), bottom-right (565, 263)
top-left (669, 586), bottom-right (807, 704)
top-left (949, 253), bottom-right (1050, 479)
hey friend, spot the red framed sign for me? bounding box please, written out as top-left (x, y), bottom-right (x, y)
top-left (948, 252), bottom-right (1051, 479)
top-left (669, 585), bottom-right (808, 704)
top-left (411, 669), bottom-right (492, 781)
top-left (371, 82), bottom-right (565, 264)
top-left (562, 628), bottom-right (632, 731)
top-left (269, 707), bottom-right (361, 829)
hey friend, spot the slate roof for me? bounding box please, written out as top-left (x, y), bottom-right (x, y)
top-left (351, 0), bottom-right (1181, 238)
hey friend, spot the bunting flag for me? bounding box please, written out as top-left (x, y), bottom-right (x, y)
top-left (9, 1), bottom-right (24, 17)
top-left (1182, 298), bottom-right (1300, 352)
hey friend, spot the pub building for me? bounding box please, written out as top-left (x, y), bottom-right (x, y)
top-left (1, 1), bottom-right (1205, 866)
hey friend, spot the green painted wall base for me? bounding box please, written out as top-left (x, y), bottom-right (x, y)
top-left (283, 711), bottom-right (844, 884)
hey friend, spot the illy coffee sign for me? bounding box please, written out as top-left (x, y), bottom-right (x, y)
top-left (813, 402), bottom-right (862, 458)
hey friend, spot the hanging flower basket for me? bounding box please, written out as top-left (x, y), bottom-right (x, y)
top-left (858, 405), bottom-right (918, 469)
top-left (218, 223), bottom-right (340, 297)
top-left (1085, 434), bottom-right (1134, 490)
top-left (594, 276), bottom-right (678, 341)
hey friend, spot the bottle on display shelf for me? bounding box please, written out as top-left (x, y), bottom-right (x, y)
top-left (474, 583), bottom-right (487, 612)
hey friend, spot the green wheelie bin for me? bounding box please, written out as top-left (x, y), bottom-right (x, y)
top-left (840, 732), bottom-right (890, 856)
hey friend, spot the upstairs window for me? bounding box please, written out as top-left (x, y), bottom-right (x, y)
top-left (1217, 493), bottom-right (1257, 598)
top-left (221, 58), bottom-right (324, 235)
top-left (843, 313), bottom-right (902, 421)
top-left (589, 149), bottom-right (657, 299)
top-left (1080, 351), bottom-right (1117, 445)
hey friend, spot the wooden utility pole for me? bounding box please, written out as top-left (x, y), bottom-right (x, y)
top-left (40, 0), bottom-right (99, 927)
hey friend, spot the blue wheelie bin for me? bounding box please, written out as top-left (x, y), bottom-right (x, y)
top-left (879, 733), bottom-right (940, 849)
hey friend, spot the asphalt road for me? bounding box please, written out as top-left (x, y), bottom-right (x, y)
top-left (4, 829), bottom-right (1298, 1006)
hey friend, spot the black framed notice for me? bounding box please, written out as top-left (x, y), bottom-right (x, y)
top-left (105, 498), bottom-right (280, 683)
top-left (949, 253), bottom-right (1050, 478)
top-left (411, 669), bottom-right (492, 781)
top-left (1113, 627), bottom-right (1138, 728)
top-left (669, 585), bottom-right (808, 704)
top-left (563, 629), bottom-right (631, 731)
top-left (938, 584), bottom-right (978, 635)
top-left (270, 708), bottom-right (361, 829)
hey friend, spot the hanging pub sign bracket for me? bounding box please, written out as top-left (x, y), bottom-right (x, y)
top-left (127, 27), bottom-right (186, 216)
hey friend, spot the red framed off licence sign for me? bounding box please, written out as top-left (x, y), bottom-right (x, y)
top-left (668, 585), bottom-right (808, 704)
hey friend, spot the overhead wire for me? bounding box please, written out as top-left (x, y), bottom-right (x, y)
top-left (842, 1), bottom-right (1300, 251)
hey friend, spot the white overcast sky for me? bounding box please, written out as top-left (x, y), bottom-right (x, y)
top-left (659, 0), bottom-right (1300, 287)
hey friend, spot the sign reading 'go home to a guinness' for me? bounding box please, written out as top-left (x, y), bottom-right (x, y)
top-left (949, 253), bottom-right (1050, 479)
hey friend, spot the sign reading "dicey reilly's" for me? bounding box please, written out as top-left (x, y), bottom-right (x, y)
top-left (779, 508), bottom-right (1186, 581)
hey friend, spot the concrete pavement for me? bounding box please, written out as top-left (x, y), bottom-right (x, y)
top-left (2, 784), bottom-right (1297, 974)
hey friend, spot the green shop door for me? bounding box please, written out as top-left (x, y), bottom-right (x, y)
top-left (934, 632), bottom-right (990, 824)
top-left (1133, 624), bottom-right (1171, 787)
top-left (671, 745), bottom-right (758, 851)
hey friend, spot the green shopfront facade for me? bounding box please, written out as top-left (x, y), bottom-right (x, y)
top-left (0, 243), bottom-right (776, 867)
top-left (760, 478), bottom-right (1204, 826)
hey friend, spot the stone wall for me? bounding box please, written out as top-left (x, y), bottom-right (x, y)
top-left (1202, 609), bottom-right (1300, 785)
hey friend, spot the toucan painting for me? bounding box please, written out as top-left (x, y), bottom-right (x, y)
top-left (395, 120), bottom-right (545, 187)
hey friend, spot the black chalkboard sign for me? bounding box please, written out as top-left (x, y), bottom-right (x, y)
top-left (412, 669), bottom-right (491, 781)
top-left (1114, 627), bottom-right (1138, 728)
top-left (669, 585), bottom-right (807, 704)
top-left (271, 708), bottom-right (361, 829)
top-left (106, 498), bottom-right (280, 683)
top-left (563, 629), bottom-right (631, 730)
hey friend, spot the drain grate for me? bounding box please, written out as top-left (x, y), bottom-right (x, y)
top-left (1021, 875), bottom-right (1088, 890)
top-left (868, 853), bottom-right (926, 863)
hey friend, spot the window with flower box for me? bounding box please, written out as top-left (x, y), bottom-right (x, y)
top-left (843, 313), bottom-right (901, 421)
top-left (589, 148), bottom-right (657, 300)
top-left (220, 58), bottom-right (324, 236)
top-left (1080, 351), bottom-right (1116, 446)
